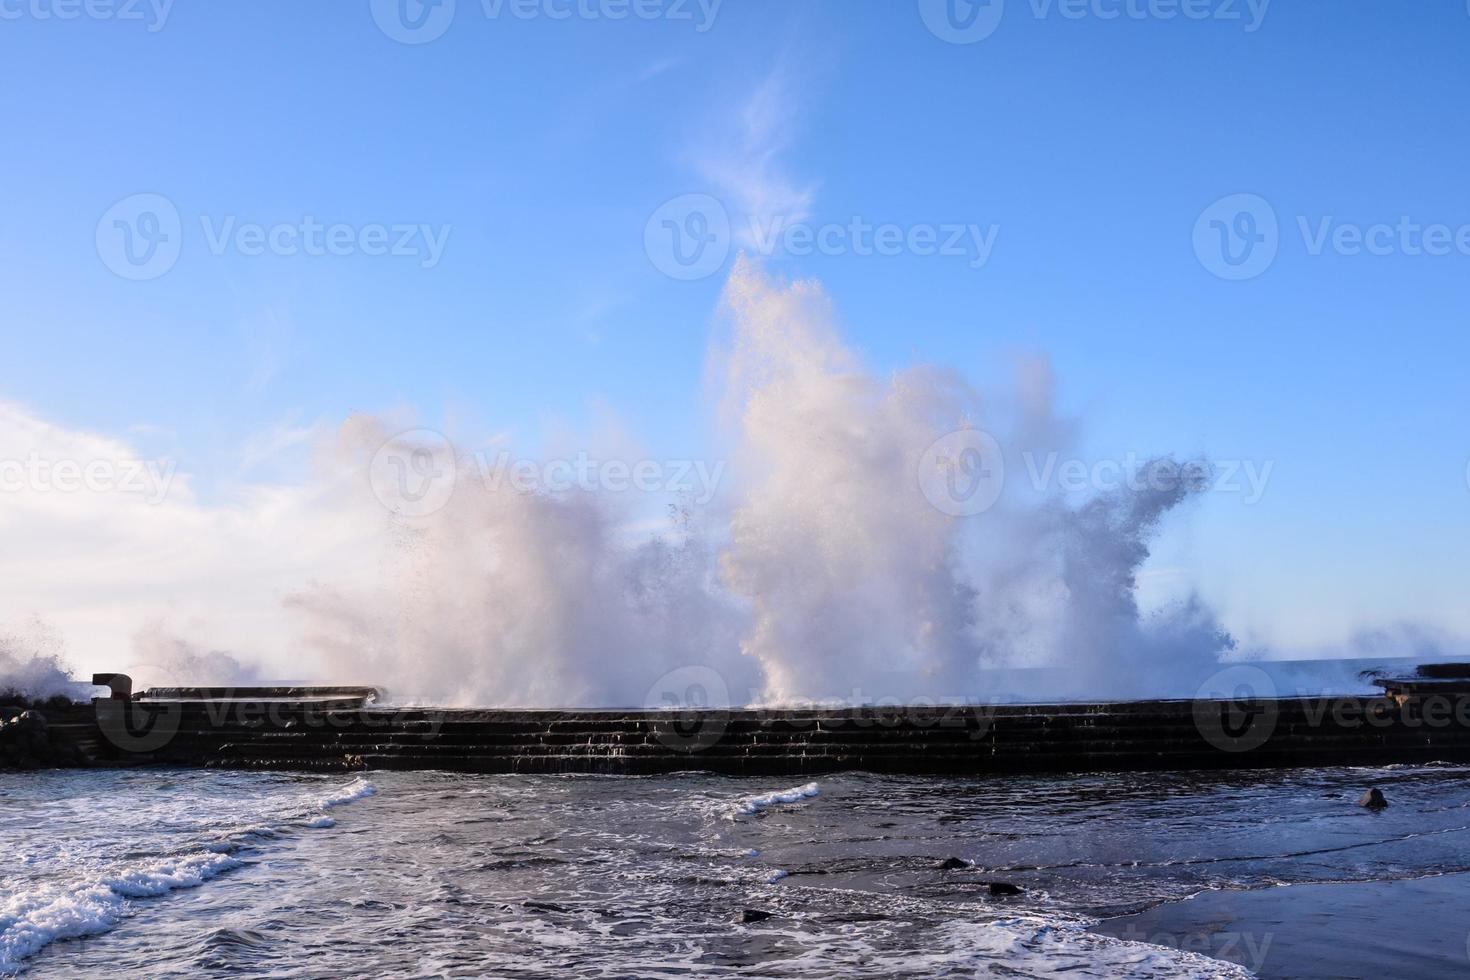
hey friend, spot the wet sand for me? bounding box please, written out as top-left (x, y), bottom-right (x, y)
top-left (1092, 871), bottom-right (1470, 978)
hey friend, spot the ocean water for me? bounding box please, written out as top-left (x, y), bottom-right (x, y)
top-left (4, 764), bottom-right (1470, 978)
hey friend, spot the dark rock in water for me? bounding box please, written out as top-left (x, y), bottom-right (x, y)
top-left (738, 909), bottom-right (776, 923)
top-left (1359, 788), bottom-right (1388, 810)
top-left (938, 857), bottom-right (970, 870)
top-left (0, 708), bottom-right (86, 771)
top-left (15, 710), bottom-right (47, 733)
top-left (987, 881), bottom-right (1023, 896)
top-left (1415, 663), bottom-right (1470, 679)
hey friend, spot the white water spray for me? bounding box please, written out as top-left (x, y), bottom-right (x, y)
top-left (2, 261), bottom-right (1240, 705)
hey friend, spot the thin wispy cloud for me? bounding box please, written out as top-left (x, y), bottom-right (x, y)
top-left (694, 65), bottom-right (817, 246)
top-left (237, 415), bottom-right (318, 476)
top-left (637, 55), bottom-right (687, 83)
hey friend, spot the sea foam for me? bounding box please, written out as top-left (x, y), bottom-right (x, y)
top-left (0, 852), bottom-right (242, 974)
top-left (0, 775), bottom-right (378, 975)
top-left (320, 777), bottom-right (377, 809)
top-left (733, 781), bottom-right (820, 818)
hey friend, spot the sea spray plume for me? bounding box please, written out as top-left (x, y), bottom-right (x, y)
top-left (954, 457), bottom-right (1236, 696)
top-left (0, 619), bottom-right (84, 701)
top-left (715, 259), bottom-right (1233, 702)
top-left (715, 258), bottom-right (984, 702)
top-left (286, 416), bottom-right (755, 707)
top-left (1040, 477), bottom-right (1235, 696)
top-left (293, 264), bottom-right (1230, 705)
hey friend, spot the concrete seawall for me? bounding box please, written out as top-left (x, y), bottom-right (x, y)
top-left (71, 689), bottom-right (1470, 775)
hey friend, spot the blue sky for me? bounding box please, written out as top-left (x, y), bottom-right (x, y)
top-left (2, 0), bottom-right (1468, 658)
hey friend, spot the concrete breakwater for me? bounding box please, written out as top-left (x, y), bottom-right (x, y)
top-left (47, 670), bottom-right (1470, 775)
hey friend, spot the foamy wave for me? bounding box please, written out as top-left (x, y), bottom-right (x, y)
top-left (1, 776), bottom-right (377, 974)
top-left (0, 852), bottom-right (241, 974)
top-left (741, 893), bottom-right (1252, 980)
top-left (952, 916), bottom-right (1254, 980)
top-left (733, 782), bottom-right (820, 818)
top-left (320, 777), bottom-right (377, 809)
top-left (102, 851), bottom-right (242, 898)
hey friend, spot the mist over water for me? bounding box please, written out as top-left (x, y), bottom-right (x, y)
top-left (4, 261), bottom-right (1241, 706)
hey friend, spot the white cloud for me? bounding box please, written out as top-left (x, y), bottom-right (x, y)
top-left (0, 401), bottom-right (384, 683)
